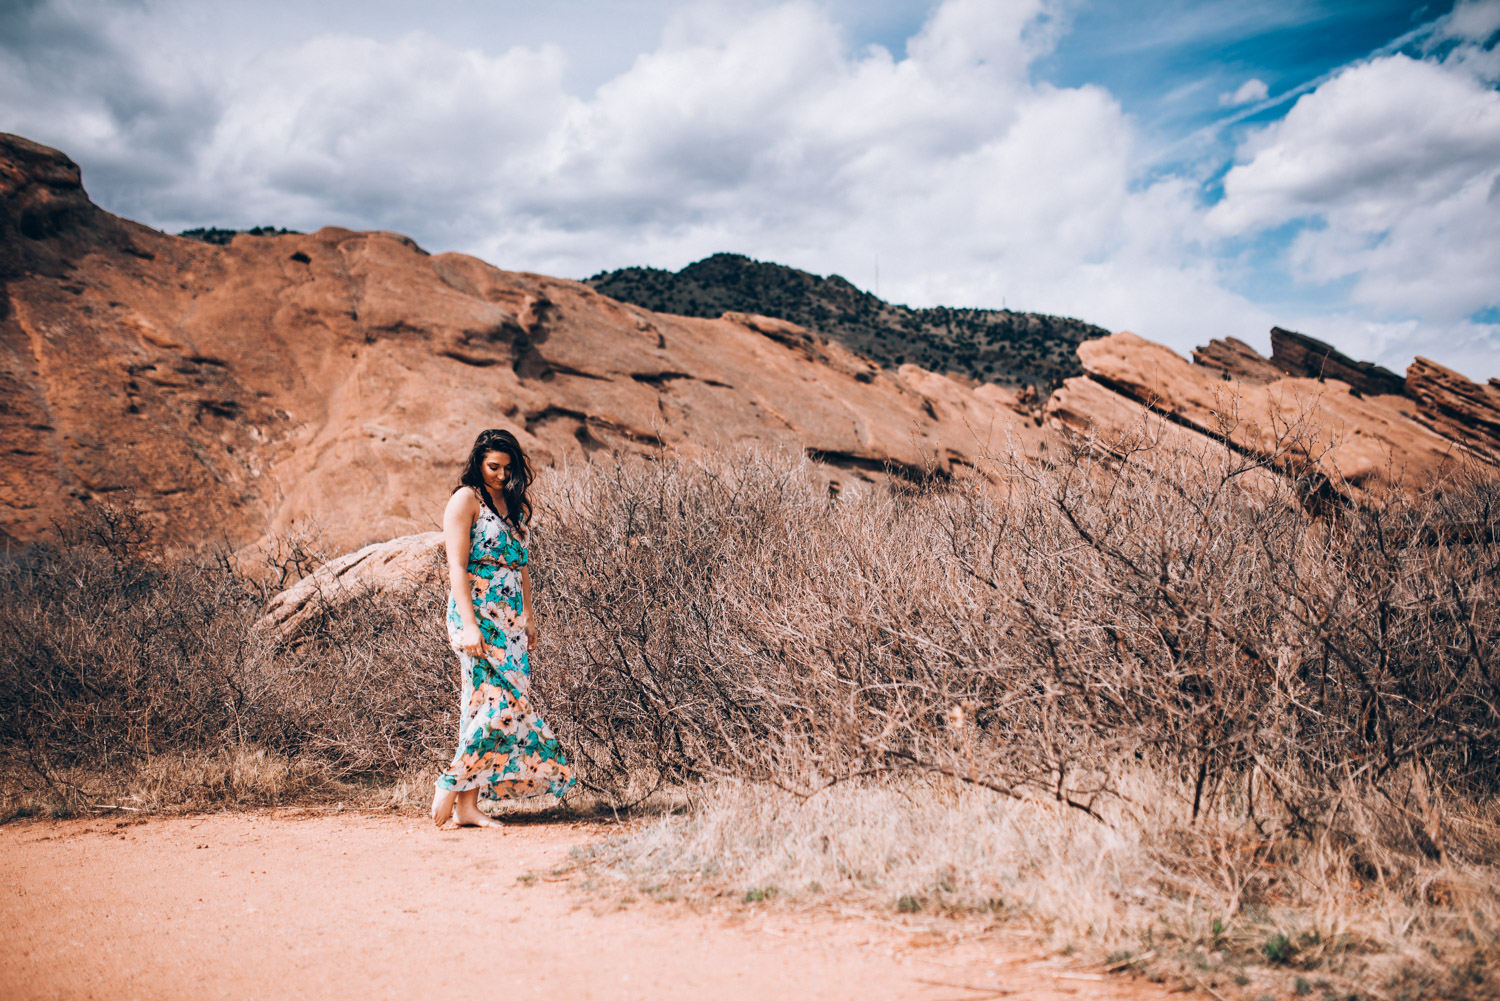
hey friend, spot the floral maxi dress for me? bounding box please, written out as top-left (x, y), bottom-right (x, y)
top-left (435, 499), bottom-right (575, 803)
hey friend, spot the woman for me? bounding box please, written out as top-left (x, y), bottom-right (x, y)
top-left (431, 428), bottom-right (575, 827)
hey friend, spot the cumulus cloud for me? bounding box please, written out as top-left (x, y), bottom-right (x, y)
top-left (0, 0), bottom-right (223, 217)
top-left (0, 0), bottom-right (1496, 377)
top-left (1209, 47), bottom-right (1500, 350)
top-left (1218, 77), bottom-right (1268, 106)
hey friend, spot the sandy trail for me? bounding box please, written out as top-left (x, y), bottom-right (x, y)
top-left (1, 811), bottom-right (1190, 1001)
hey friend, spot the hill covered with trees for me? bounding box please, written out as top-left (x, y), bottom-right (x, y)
top-left (587, 253), bottom-right (1109, 389)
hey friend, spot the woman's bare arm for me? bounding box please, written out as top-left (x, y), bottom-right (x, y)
top-left (521, 563), bottom-right (536, 649)
top-left (443, 488), bottom-right (481, 632)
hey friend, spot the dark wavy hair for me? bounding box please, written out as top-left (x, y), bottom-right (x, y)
top-left (457, 428), bottom-right (533, 527)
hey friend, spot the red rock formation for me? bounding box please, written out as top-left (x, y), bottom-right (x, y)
top-left (1406, 356), bottom-right (1500, 465)
top-left (1269, 326), bottom-right (1407, 398)
top-left (0, 134), bottom-right (1042, 554)
top-left (7, 132), bottom-right (1494, 559)
top-left (1192, 337), bottom-right (1284, 385)
top-left (1057, 333), bottom-right (1470, 503)
top-left (1044, 373), bottom-right (1289, 502)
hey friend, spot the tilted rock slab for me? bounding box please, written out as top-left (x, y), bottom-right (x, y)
top-left (1268, 326), bottom-right (1408, 398)
top-left (1053, 332), bottom-right (1471, 504)
top-left (1405, 356), bottom-right (1500, 466)
top-left (1191, 337), bottom-right (1286, 386)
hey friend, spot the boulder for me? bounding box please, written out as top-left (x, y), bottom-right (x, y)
top-left (257, 531), bottom-right (445, 642)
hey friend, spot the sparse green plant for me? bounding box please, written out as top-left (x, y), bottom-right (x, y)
top-left (1263, 934), bottom-right (1295, 965)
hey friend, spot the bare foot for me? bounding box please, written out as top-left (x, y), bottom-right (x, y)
top-left (452, 805), bottom-right (499, 828)
top-left (449, 788), bottom-right (498, 828)
top-left (431, 788), bottom-right (457, 827)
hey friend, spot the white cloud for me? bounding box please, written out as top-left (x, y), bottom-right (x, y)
top-left (1431, 0), bottom-right (1500, 48)
top-left (1210, 56), bottom-right (1500, 233)
top-left (1218, 77), bottom-right (1268, 107)
top-left (1208, 51), bottom-right (1500, 347)
top-left (199, 33), bottom-right (577, 246)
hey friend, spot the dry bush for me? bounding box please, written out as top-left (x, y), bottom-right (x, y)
top-left (244, 582), bottom-right (456, 773)
top-left (539, 431), bottom-right (1498, 823)
top-left (534, 427), bottom-right (1498, 998)
top-left (0, 502), bottom-right (458, 806)
top-left (0, 503), bottom-right (266, 789)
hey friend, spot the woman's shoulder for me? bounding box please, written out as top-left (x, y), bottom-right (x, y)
top-left (446, 485), bottom-right (482, 514)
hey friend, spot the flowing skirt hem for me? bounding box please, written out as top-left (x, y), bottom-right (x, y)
top-left (434, 773), bottom-right (575, 799)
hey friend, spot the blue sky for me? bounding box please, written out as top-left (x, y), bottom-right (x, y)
top-left (1, 0), bottom-right (1497, 378)
top-left (1044, 1), bottom-right (1451, 126)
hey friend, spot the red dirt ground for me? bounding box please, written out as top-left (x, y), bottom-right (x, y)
top-left (0, 810), bottom-right (1199, 1000)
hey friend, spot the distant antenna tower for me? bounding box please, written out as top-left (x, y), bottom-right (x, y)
top-left (874, 254), bottom-right (880, 298)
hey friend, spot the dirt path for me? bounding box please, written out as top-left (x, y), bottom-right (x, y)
top-left (1, 811), bottom-right (1191, 1001)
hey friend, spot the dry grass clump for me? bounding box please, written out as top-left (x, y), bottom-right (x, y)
top-left (0, 748), bottom-right (348, 819)
top-left (582, 774), bottom-right (1499, 999)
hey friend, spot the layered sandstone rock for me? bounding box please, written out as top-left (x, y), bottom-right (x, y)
top-left (1192, 337), bottom-right (1284, 385)
top-left (1044, 373), bottom-right (1290, 502)
top-left (0, 133), bottom-right (1042, 555)
top-left (1406, 356), bottom-right (1500, 465)
top-left (1057, 333), bottom-right (1467, 502)
top-left (1192, 333), bottom-right (1500, 473)
top-left (1268, 326), bottom-right (1407, 397)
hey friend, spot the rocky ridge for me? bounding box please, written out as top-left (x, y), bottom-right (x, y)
top-left (1055, 330), bottom-right (1498, 505)
top-left (1192, 329), bottom-right (1500, 467)
top-left (2, 132), bottom-right (1495, 568)
top-left (0, 133), bottom-right (1042, 556)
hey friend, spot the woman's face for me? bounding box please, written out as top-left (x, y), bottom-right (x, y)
top-left (481, 450), bottom-right (511, 494)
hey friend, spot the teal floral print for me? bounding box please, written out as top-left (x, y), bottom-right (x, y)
top-left (436, 498), bottom-right (575, 802)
